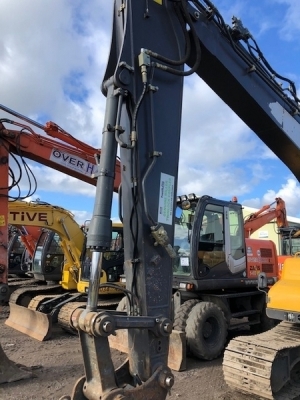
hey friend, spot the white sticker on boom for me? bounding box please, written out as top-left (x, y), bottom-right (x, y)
top-left (158, 173), bottom-right (174, 225)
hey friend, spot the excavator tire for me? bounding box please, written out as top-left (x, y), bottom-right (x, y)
top-left (173, 299), bottom-right (200, 356)
top-left (0, 344), bottom-right (34, 383)
top-left (173, 299), bottom-right (200, 331)
top-left (185, 301), bottom-right (227, 360)
top-left (223, 321), bottom-right (300, 399)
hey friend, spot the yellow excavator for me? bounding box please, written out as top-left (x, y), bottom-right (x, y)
top-left (5, 200), bottom-right (124, 341)
top-left (223, 254), bottom-right (300, 399)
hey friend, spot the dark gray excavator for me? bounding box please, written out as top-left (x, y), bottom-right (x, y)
top-left (59, 1), bottom-right (300, 399)
top-left (1, 1), bottom-right (300, 399)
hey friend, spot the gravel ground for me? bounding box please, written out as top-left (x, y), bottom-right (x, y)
top-left (0, 306), bottom-right (252, 400)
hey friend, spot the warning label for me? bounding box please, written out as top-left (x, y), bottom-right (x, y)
top-left (158, 173), bottom-right (174, 225)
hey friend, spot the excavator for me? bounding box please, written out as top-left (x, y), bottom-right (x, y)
top-left (167, 195), bottom-right (288, 360)
top-left (59, 1), bottom-right (300, 399)
top-left (1, 0), bottom-right (300, 398)
top-left (243, 200), bottom-right (300, 276)
top-left (108, 195), bottom-right (290, 365)
top-left (4, 200), bottom-right (124, 341)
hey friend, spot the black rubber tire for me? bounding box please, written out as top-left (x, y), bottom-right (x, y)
top-left (185, 301), bottom-right (228, 360)
top-left (173, 299), bottom-right (200, 331)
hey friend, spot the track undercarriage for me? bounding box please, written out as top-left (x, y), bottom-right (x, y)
top-left (6, 284), bottom-right (122, 340)
top-left (223, 321), bottom-right (300, 399)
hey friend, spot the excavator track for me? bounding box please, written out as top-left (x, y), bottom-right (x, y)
top-left (223, 321), bottom-right (300, 399)
top-left (8, 276), bottom-right (33, 283)
top-left (57, 298), bottom-right (122, 334)
top-left (7, 278), bottom-right (42, 299)
top-left (9, 283), bottom-right (61, 306)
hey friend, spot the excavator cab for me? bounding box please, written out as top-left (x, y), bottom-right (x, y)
top-left (174, 195), bottom-right (246, 289)
top-left (31, 231), bottom-right (65, 282)
top-left (280, 227), bottom-right (300, 256)
top-left (276, 227), bottom-right (300, 277)
top-left (8, 230), bottom-right (28, 277)
top-left (173, 194), bottom-right (278, 292)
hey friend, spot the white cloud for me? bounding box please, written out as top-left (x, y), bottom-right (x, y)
top-left (10, 162), bottom-right (97, 197)
top-left (243, 178), bottom-right (300, 218)
top-left (274, 1), bottom-right (300, 40)
top-left (0, 1), bottom-right (112, 148)
top-left (1, 1), bottom-right (300, 221)
top-left (70, 209), bottom-right (92, 225)
top-left (261, 178), bottom-right (300, 218)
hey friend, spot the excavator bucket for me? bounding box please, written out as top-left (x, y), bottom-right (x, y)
top-left (5, 303), bottom-right (52, 341)
top-left (108, 328), bottom-right (186, 372)
top-left (0, 344), bottom-right (34, 384)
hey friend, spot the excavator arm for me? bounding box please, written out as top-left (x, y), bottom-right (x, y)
top-left (243, 197), bottom-right (288, 238)
top-left (62, 1), bottom-right (188, 399)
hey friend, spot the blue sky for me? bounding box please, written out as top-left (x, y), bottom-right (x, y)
top-left (1, 0), bottom-right (300, 223)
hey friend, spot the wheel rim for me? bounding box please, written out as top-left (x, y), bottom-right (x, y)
top-left (202, 317), bottom-right (218, 343)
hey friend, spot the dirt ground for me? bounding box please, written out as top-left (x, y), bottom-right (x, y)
top-left (0, 306), bottom-right (252, 400)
